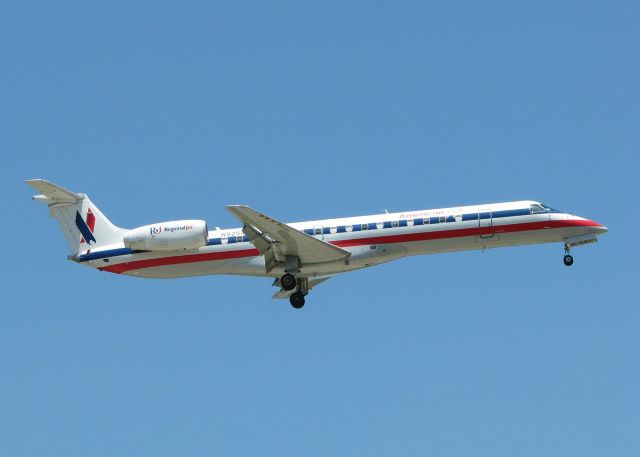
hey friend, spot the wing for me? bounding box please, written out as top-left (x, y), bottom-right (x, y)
top-left (272, 275), bottom-right (333, 299)
top-left (226, 205), bottom-right (350, 272)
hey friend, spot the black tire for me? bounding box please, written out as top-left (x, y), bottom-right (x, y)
top-left (290, 292), bottom-right (305, 309)
top-left (281, 273), bottom-right (296, 291)
top-left (563, 254), bottom-right (574, 266)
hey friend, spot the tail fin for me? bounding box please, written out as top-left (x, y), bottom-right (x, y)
top-left (26, 179), bottom-right (125, 255)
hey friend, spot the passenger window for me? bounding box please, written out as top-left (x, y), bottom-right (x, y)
top-left (236, 236), bottom-right (243, 243)
top-left (439, 216), bottom-right (445, 223)
top-left (392, 220), bottom-right (399, 228)
top-left (314, 227), bottom-right (322, 235)
top-left (361, 223), bottom-right (368, 231)
top-left (221, 237), bottom-right (228, 244)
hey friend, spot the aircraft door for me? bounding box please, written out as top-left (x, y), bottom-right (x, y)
top-left (478, 209), bottom-right (494, 238)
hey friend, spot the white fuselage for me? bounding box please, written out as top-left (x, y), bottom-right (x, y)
top-left (78, 200), bottom-right (606, 279)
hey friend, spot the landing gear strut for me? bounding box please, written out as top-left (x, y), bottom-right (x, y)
top-left (563, 244), bottom-right (574, 267)
top-left (289, 275), bottom-right (309, 309)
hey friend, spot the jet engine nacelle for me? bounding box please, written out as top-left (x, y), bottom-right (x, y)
top-left (123, 220), bottom-right (208, 251)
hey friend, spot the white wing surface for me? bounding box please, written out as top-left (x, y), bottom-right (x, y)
top-left (226, 205), bottom-right (350, 272)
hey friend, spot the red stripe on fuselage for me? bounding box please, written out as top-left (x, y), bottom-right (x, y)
top-left (98, 218), bottom-right (601, 274)
top-left (99, 248), bottom-right (260, 274)
top-left (332, 219), bottom-right (600, 247)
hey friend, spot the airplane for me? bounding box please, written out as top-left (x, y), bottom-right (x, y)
top-left (26, 179), bottom-right (608, 309)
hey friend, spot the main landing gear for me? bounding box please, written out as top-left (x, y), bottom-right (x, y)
top-left (563, 244), bottom-right (574, 267)
top-left (280, 273), bottom-right (297, 291)
top-left (280, 256), bottom-right (308, 309)
top-left (289, 292), bottom-right (305, 309)
top-left (279, 272), bottom-right (308, 309)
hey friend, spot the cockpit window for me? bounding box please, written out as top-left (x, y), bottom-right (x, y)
top-left (540, 203), bottom-right (559, 212)
top-left (530, 203), bottom-right (560, 214)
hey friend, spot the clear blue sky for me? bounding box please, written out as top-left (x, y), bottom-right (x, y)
top-left (1, 1), bottom-right (638, 455)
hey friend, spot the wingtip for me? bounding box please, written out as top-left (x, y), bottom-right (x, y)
top-left (225, 204), bottom-right (250, 212)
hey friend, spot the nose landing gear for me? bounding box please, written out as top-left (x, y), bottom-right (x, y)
top-left (563, 244), bottom-right (574, 266)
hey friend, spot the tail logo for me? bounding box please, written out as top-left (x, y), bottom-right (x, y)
top-left (76, 208), bottom-right (97, 245)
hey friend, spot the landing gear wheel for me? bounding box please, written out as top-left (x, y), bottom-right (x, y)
top-left (280, 273), bottom-right (296, 291)
top-left (563, 254), bottom-right (574, 266)
top-left (290, 292), bottom-right (305, 309)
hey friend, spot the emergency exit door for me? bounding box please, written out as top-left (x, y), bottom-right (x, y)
top-left (478, 209), bottom-right (494, 238)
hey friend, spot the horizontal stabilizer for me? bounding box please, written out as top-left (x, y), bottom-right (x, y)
top-left (26, 179), bottom-right (83, 203)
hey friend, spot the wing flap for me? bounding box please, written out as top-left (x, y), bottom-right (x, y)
top-left (242, 223), bottom-right (272, 252)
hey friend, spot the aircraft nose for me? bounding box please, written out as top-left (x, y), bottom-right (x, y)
top-left (586, 219), bottom-right (608, 234)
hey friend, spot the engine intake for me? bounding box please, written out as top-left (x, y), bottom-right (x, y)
top-left (123, 220), bottom-right (208, 251)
